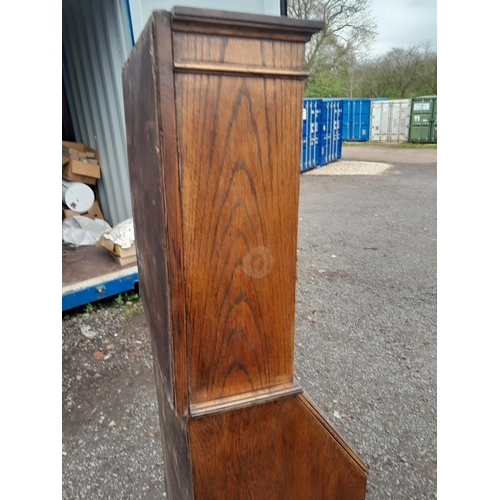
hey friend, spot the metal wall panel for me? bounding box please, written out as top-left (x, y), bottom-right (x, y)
top-left (63, 0), bottom-right (282, 225)
top-left (127, 0), bottom-right (281, 41)
top-left (63, 0), bottom-right (133, 226)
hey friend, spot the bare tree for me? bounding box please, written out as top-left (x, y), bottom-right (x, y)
top-left (371, 44), bottom-right (437, 98)
top-left (289, 0), bottom-right (378, 73)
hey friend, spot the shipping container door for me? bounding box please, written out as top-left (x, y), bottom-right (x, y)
top-left (370, 101), bottom-right (392, 142)
top-left (390, 100), bottom-right (411, 142)
top-left (320, 99), bottom-right (342, 165)
top-left (301, 99), bottom-right (321, 172)
top-left (430, 98), bottom-right (437, 142)
top-left (410, 97), bottom-right (437, 143)
top-left (344, 99), bottom-right (370, 141)
top-left (370, 101), bottom-right (382, 141)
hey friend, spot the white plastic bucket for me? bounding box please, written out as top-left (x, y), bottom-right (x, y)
top-left (62, 181), bottom-right (95, 213)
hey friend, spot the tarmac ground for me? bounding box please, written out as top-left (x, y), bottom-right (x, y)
top-left (62, 144), bottom-right (437, 499)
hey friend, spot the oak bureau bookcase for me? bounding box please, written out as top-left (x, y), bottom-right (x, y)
top-left (123, 7), bottom-right (367, 499)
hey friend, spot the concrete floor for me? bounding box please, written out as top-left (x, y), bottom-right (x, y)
top-left (62, 145), bottom-right (437, 499)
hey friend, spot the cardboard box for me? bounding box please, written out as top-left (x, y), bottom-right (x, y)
top-left (112, 241), bottom-right (136, 258)
top-left (62, 141), bottom-right (100, 163)
top-left (63, 200), bottom-right (104, 220)
top-left (96, 235), bottom-right (137, 266)
top-left (111, 253), bottom-right (137, 266)
top-left (62, 158), bottom-right (101, 185)
top-left (96, 235), bottom-right (114, 252)
top-left (62, 141), bottom-right (101, 185)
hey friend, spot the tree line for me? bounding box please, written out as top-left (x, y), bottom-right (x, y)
top-left (289, 0), bottom-right (437, 99)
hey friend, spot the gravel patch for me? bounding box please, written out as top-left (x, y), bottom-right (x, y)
top-left (62, 148), bottom-right (436, 500)
top-left (304, 160), bottom-right (394, 176)
top-left (62, 303), bottom-right (166, 500)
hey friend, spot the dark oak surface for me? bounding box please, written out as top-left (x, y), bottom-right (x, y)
top-left (177, 71), bottom-right (303, 404)
top-left (189, 394), bottom-right (367, 500)
top-left (154, 10), bottom-right (190, 417)
top-left (122, 16), bottom-right (192, 499)
top-left (171, 6), bottom-right (324, 42)
top-left (123, 7), bottom-right (366, 499)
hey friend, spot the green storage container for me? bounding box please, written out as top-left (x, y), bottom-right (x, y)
top-left (409, 96), bottom-right (437, 143)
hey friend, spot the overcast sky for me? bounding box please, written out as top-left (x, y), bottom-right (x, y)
top-left (369, 0), bottom-right (437, 56)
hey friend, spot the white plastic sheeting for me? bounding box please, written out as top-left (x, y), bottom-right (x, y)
top-left (62, 216), bottom-right (112, 247)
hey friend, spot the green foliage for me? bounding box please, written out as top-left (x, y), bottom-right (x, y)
top-left (114, 294), bottom-right (124, 306)
top-left (84, 303), bottom-right (94, 313)
top-left (356, 44), bottom-right (437, 99)
top-left (305, 69), bottom-right (344, 97)
top-left (289, 0), bottom-right (436, 100)
top-left (123, 300), bottom-right (143, 318)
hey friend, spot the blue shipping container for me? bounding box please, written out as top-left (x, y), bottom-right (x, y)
top-left (301, 98), bottom-right (322, 172)
top-left (320, 99), bottom-right (343, 165)
top-left (333, 98), bottom-right (371, 142)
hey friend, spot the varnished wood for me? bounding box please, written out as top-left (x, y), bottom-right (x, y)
top-left (171, 6), bottom-right (324, 42)
top-left (122, 17), bottom-right (175, 408)
top-left (176, 72), bottom-right (303, 404)
top-left (189, 394), bottom-right (367, 499)
top-left (123, 7), bottom-right (367, 499)
top-left (173, 61), bottom-right (310, 78)
top-left (173, 32), bottom-right (307, 78)
top-left (153, 10), bottom-right (190, 417)
top-left (190, 380), bottom-right (302, 418)
top-left (122, 18), bottom-right (192, 499)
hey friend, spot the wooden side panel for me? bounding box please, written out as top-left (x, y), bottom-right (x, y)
top-left (154, 363), bottom-right (193, 500)
top-left (173, 32), bottom-right (305, 70)
top-left (170, 6), bottom-right (324, 42)
top-left (122, 18), bottom-right (174, 411)
top-left (188, 394), bottom-right (368, 499)
top-left (123, 16), bottom-right (193, 500)
top-left (175, 70), bottom-right (304, 404)
top-left (153, 11), bottom-right (189, 415)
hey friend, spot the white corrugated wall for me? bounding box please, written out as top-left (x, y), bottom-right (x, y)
top-left (127, 0), bottom-right (281, 41)
top-left (62, 0), bottom-right (133, 226)
top-left (63, 0), bottom-right (281, 226)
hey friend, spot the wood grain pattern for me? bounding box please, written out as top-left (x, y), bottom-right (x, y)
top-left (173, 32), bottom-right (305, 70)
top-left (122, 17), bottom-right (193, 499)
top-left (124, 9), bottom-right (367, 500)
top-left (171, 6), bottom-right (324, 42)
top-left (153, 10), bottom-right (190, 416)
top-left (190, 380), bottom-right (302, 417)
top-left (122, 18), bottom-right (174, 408)
top-left (188, 394), bottom-right (368, 499)
top-left (173, 62), bottom-right (309, 78)
top-left (175, 70), bottom-right (304, 404)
